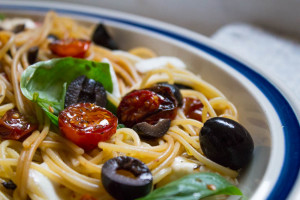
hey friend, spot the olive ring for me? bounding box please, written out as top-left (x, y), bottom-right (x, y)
top-left (101, 156), bottom-right (153, 200)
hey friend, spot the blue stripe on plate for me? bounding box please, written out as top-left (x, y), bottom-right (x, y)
top-left (1, 4), bottom-right (300, 200)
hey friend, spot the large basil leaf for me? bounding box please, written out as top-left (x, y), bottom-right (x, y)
top-left (137, 172), bottom-right (243, 200)
top-left (21, 57), bottom-right (113, 125)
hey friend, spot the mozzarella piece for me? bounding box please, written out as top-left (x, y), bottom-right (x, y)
top-left (0, 18), bottom-right (36, 30)
top-left (157, 156), bottom-right (200, 187)
top-left (27, 163), bottom-right (60, 200)
top-left (135, 56), bottom-right (186, 73)
top-left (102, 58), bottom-right (121, 98)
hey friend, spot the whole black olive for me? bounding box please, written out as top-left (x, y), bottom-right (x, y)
top-left (92, 23), bottom-right (118, 50)
top-left (156, 83), bottom-right (183, 107)
top-left (101, 156), bottom-right (153, 200)
top-left (65, 76), bottom-right (107, 108)
top-left (132, 119), bottom-right (171, 139)
top-left (2, 180), bottom-right (17, 190)
top-left (27, 46), bottom-right (39, 65)
top-left (200, 117), bottom-right (254, 170)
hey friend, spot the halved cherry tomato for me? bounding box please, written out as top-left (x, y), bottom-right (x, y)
top-left (0, 109), bottom-right (37, 140)
top-left (182, 97), bottom-right (205, 122)
top-left (58, 103), bottom-right (117, 151)
top-left (49, 38), bottom-right (91, 58)
top-left (117, 88), bottom-right (177, 128)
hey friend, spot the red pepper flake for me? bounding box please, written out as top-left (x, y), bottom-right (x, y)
top-left (48, 106), bottom-right (54, 113)
top-left (80, 194), bottom-right (97, 200)
top-left (207, 184), bottom-right (217, 191)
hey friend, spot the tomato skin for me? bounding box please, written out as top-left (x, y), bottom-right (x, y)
top-left (80, 194), bottom-right (97, 200)
top-left (117, 88), bottom-right (177, 128)
top-left (182, 97), bottom-right (204, 122)
top-left (58, 103), bottom-right (117, 151)
top-left (0, 109), bottom-right (37, 140)
top-left (49, 38), bottom-right (91, 58)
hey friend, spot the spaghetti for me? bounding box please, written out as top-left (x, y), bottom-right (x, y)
top-left (0, 11), bottom-right (242, 200)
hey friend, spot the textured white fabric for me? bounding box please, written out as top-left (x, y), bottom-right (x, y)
top-left (212, 23), bottom-right (300, 102)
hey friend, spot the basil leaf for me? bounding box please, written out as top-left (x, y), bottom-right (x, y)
top-left (137, 172), bottom-right (243, 200)
top-left (117, 124), bottom-right (125, 129)
top-left (0, 13), bottom-right (5, 21)
top-left (20, 57), bottom-right (113, 125)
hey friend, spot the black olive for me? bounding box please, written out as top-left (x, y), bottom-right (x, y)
top-left (65, 76), bottom-right (107, 108)
top-left (13, 24), bottom-right (25, 33)
top-left (27, 46), bottom-right (39, 65)
top-left (47, 34), bottom-right (59, 41)
top-left (6, 50), bottom-right (12, 57)
top-left (2, 180), bottom-right (17, 190)
top-left (174, 83), bottom-right (193, 90)
top-left (132, 119), bottom-right (171, 139)
top-left (101, 156), bottom-right (153, 200)
top-left (92, 23), bottom-right (118, 50)
top-left (156, 83), bottom-right (183, 107)
top-left (200, 117), bottom-right (254, 170)
top-left (0, 27), bottom-right (3, 31)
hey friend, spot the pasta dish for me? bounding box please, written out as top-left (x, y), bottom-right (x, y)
top-left (0, 11), bottom-right (254, 200)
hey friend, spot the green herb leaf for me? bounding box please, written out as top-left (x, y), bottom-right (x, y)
top-left (137, 172), bottom-right (243, 200)
top-left (20, 57), bottom-right (113, 125)
top-left (117, 124), bottom-right (125, 129)
top-left (0, 13), bottom-right (5, 21)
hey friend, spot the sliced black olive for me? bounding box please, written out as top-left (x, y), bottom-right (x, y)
top-left (27, 46), bottom-right (39, 65)
top-left (156, 83), bottom-right (183, 107)
top-left (132, 119), bottom-right (171, 139)
top-left (13, 24), bottom-right (25, 33)
top-left (65, 75), bottom-right (107, 108)
top-left (200, 117), bottom-right (254, 170)
top-left (174, 83), bottom-right (193, 90)
top-left (101, 156), bottom-right (153, 200)
top-left (92, 23), bottom-right (118, 50)
top-left (0, 27), bottom-right (3, 31)
top-left (2, 180), bottom-right (17, 190)
top-left (47, 34), bottom-right (59, 41)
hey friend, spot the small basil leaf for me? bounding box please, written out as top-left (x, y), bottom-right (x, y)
top-left (0, 13), bottom-right (5, 21)
top-left (137, 172), bottom-right (243, 200)
top-left (117, 124), bottom-right (125, 129)
top-left (21, 57), bottom-right (113, 125)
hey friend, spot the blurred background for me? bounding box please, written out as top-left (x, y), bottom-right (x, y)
top-left (3, 0), bottom-right (300, 102)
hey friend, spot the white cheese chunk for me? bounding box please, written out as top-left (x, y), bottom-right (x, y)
top-left (28, 163), bottom-right (60, 200)
top-left (0, 18), bottom-right (36, 30)
top-left (102, 58), bottom-right (121, 98)
top-left (135, 56), bottom-right (186, 73)
top-left (157, 156), bottom-right (200, 187)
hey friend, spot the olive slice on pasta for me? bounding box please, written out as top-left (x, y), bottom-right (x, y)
top-left (155, 83), bottom-right (183, 107)
top-left (92, 23), bottom-right (118, 50)
top-left (132, 119), bottom-right (171, 139)
top-left (64, 75), bottom-right (107, 108)
top-left (101, 156), bottom-right (153, 200)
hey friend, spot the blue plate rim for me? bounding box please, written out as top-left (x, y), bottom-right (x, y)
top-left (1, 2), bottom-right (299, 200)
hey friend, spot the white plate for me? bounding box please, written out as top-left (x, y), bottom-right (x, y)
top-left (0, 1), bottom-right (299, 199)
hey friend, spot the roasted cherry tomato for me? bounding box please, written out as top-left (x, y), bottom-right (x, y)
top-left (0, 109), bottom-right (37, 140)
top-left (80, 194), bottom-right (97, 200)
top-left (49, 38), bottom-right (91, 58)
top-left (117, 87), bottom-right (177, 128)
top-left (182, 97), bottom-right (205, 122)
top-left (58, 103), bottom-right (117, 151)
